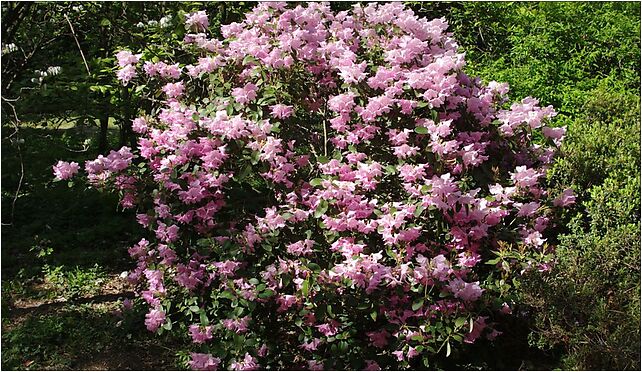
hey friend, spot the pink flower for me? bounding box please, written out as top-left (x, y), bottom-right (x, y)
top-left (163, 82), bottom-right (184, 98)
top-left (52, 161), bottom-right (80, 180)
top-left (231, 353), bottom-right (259, 371)
top-left (222, 316), bottom-right (250, 334)
top-left (270, 104), bottom-right (294, 119)
top-left (189, 324), bottom-right (214, 343)
top-left (501, 302), bottom-right (512, 314)
top-left (257, 344), bottom-right (268, 357)
top-left (122, 298), bottom-right (133, 310)
top-left (276, 294), bottom-right (298, 312)
top-left (510, 166), bottom-right (542, 188)
top-left (523, 230), bottom-right (546, 247)
top-left (447, 278), bottom-right (484, 302)
top-left (542, 125), bottom-right (566, 146)
top-left (189, 353), bottom-right (221, 371)
top-left (287, 239), bottom-right (315, 256)
top-left (393, 144), bottom-right (419, 159)
top-left (328, 93), bottom-right (356, 113)
top-left (307, 360), bottom-right (324, 371)
top-left (132, 117), bottom-right (148, 133)
top-left (431, 255), bottom-right (451, 281)
top-left (156, 222), bottom-right (180, 243)
top-left (232, 83), bottom-right (257, 104)
top-left (337, 61), bottom-right (367, 84)
top-left (116, 50), bottom-right (141, 67)
top-left (186, 11), bottom-right (209, 32)
top-left (144, 308), bottom-right (166, 332)
top-left (300, 338), bottom-right (322, 351)
top-left (554, 188), bottom-right (576, 207)
top-left (464, 316), bottom-right (488, 344)
top-left (517, 201), bottom-right (540, 217)
top-left (316, 320), bottom-right (340, 336)
top-left (366, 329), bottom-right (389, 348)
top-left (392, 350), bottom-right (405, 361)
top-left (363, 360), bottom-right (381, 370)
top-left (117, 64), bottom-right (137, 85)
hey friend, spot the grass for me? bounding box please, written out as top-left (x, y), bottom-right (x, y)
top-left (2, 299), bottom-right (178, 370)
top-left (1, 121), bottom-right (139, 277)
top-left (1, 120), bottom-right (181, 370)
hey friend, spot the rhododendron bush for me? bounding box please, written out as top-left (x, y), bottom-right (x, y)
top-left (55, 2), bottom-right (575, 370)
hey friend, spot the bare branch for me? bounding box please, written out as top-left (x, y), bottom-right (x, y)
top-left (64, 13), bottom-right (90, 75)
top-left (1, 96), bottom-right (25, 226)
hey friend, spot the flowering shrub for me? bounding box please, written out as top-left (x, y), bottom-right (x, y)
top-left (57, 2), bottom-right (574, 370)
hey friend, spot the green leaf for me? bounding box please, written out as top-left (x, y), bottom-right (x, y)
top-left (189, 306), bottom-right (200, 313)
top-left (199, 311), bottom-right (209, 326)
top-left (415, 126), bottom-right (429, 134)
top-left (455, 317), bottom-right (467, 329)
top-left (446, 341), bottom-right (451, 357)
top-left (370, 310), bottom-right (377, 321)
top-left (219, 291), bottom-right (235, 300)
top-left (314, 200), bottom-right (329, 218)
top-left (241, 55), bottom-right (255, 66)
top-left (414, 205), bottom-right (426, 217)
top-left (317, 155), bottom-right (329, 164)
top-left (338, 341), bottom-right (348, 353)
top-left (431, 110), bottom-right (439, 121)
top-left (412, 299), bottom-right (424, 311)
top-left (423, 357), bottom-right (430, 368)
top-left (309, 178), bottom-right (323, 187)
top-left (281, 212), bottom-right (293, 220)
top-left (326, 304), bottom-right (334, 318)
top-left (411, 334), bottom-right (424, 342)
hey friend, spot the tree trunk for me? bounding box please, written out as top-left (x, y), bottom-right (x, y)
top-left (98, 99), bottom-right (109, 154)
top-left (119, 85), bottom-right (133, 148)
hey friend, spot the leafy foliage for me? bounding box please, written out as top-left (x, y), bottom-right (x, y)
top-left (1, 2), bottom-right (639, 371)
top-left (59, 3), bottom-right (574, 370)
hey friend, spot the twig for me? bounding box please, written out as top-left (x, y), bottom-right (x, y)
top-left (321, 107), bottom-right (328, 157)
top-left (1, 96), bottom-right (25, 226)
top-left (64, 13), bottom-right (90, 75)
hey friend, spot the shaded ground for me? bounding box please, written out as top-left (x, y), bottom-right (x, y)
top-left (2, 274), bottom-right (178, 370)
top-left (1, 122), bottom-right (181, 370)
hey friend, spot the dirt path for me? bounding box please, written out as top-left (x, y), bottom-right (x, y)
top-left (2, 274), bottom-right (179, 370)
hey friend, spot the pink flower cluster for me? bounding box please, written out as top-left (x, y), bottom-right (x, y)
top-left (116, 50), bottom-right (142, 85)
top-left (56, 3), bottom-right (576, 370)
top-left (52, 161), bottom-right (79, 180)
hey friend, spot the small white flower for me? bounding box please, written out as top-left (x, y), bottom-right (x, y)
top-left (159, 15), bottom-right (172, 28)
